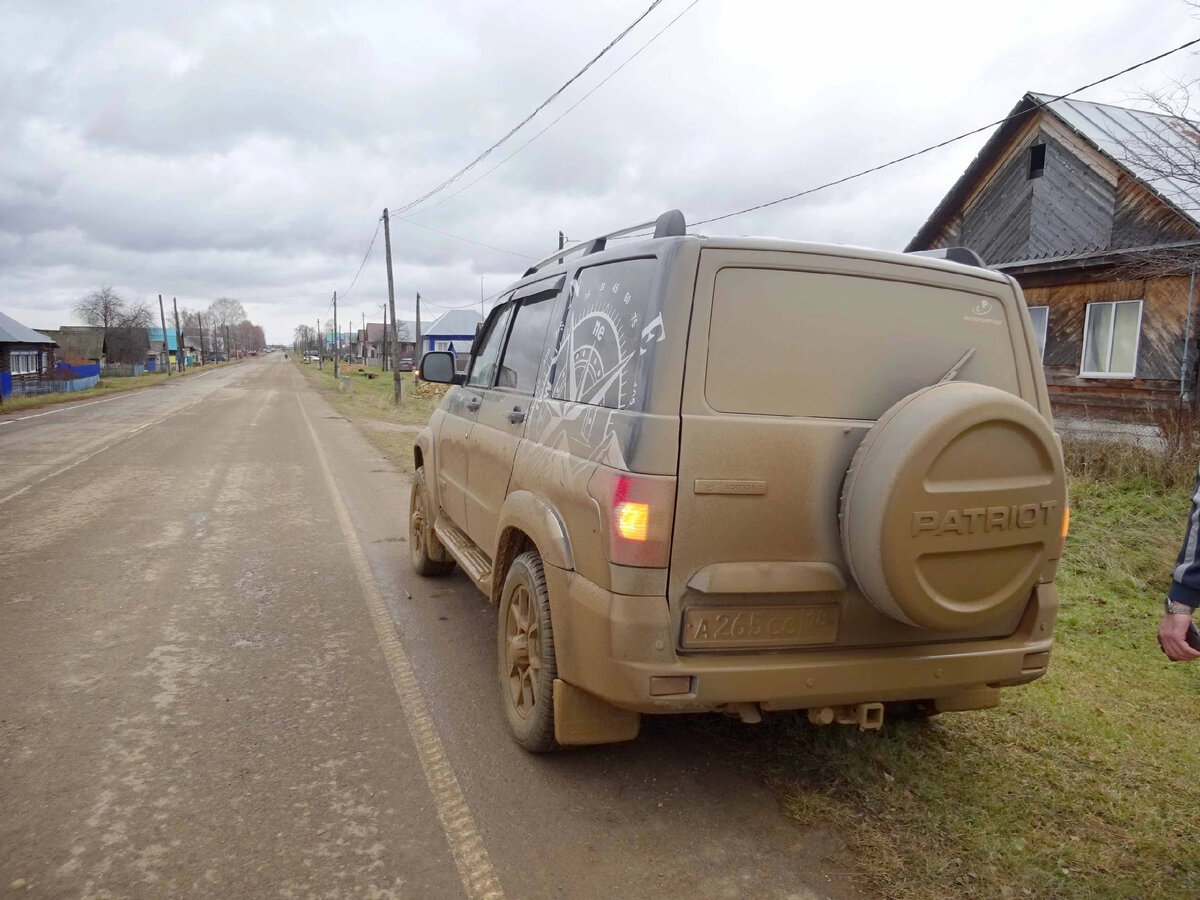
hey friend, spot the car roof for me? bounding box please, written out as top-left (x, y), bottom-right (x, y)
top-left (501, 233), bottom-right (1009, 296)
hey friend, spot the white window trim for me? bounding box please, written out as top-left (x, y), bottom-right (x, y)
top-left (1027, 305), bottom-right (1048, 362)
top-left (10, 349), bottom-right (39, 375)
top-left (1079, 299), bottom-right (1143, 379)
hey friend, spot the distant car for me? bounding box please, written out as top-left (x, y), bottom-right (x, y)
top-left (303, 353), bottom-right (319, 362)
top-left (397, 357), bottom-right (414, 372)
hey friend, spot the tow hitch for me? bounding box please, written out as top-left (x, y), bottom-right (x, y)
top-left (807, 702), bottom-right (885, 731)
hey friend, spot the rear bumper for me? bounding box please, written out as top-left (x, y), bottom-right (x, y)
top-left (545, 564), bottom-right (1057, 715)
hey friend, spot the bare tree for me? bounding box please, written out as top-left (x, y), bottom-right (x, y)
top-left (74, 287), bottom-right (152, 366)
top-left (73, 286), bottom-right (126, 332)
top-left (208, 297), bottom-right (247, 354)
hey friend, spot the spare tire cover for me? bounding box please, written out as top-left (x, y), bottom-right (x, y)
top-left (839, 382), bottom-right (1065, 632)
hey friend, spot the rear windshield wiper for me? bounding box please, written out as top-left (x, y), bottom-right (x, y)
top-left (937, 347), bottom-right (976, 385)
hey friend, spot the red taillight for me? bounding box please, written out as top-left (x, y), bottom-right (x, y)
top-left (587, 466), bottom-right (675, 568)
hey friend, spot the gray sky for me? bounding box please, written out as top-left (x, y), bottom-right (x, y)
top-left (2, 0), bottom-right (1197, 342)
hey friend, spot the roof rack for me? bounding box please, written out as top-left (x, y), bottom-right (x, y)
top-left (907, 246), bottom-right (988, 269)
top-left (524, 209), bottom-right (686, 276)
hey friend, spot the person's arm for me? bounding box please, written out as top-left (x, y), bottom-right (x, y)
top-left (1161, 475), bottom-right (1200, 661)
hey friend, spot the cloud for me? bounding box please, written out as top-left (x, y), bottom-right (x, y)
top-left (0, 0), bottom-right (1196, 341)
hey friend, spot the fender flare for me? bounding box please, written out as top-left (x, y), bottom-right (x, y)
top-left (414, 428), bottom-right (438, 507)
top-left (494, 490), bottom-right (575, 572)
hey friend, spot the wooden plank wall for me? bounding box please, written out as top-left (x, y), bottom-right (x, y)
top-left (1024, 274), bottom-right (1194, 417)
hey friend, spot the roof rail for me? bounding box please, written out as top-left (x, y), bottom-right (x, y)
top-left (526, 209), bottom-right (686, 274)
top-left (908, 246), bottom-right (988, 268)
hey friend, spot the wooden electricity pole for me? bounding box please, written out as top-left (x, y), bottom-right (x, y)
top-left (173, 297), bottom-right (183, 371)
top-left (317, 318), bottom-right (322, 370)
top-left (415, 291), bottom-right (422, 375)
top-left (198, 313), bottom-right (207, 365)
top-left (333, 291), bottom-right (339, 379)
top-left (382, 208), bottom-right (402, 404)
top-left (381, 303), bottom-right (389, 373)
top-left (158, 294), bottom-right (170, 377)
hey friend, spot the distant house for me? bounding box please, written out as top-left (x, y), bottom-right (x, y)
top-left (357, 321), bottom-right (417, 363)
top-left (907, 92), bottom-right (1200, 420)
top-left (422, 310), bottom-right (482, 370)
top-left (42, 326), bottom-right (104, 368)
top-left (147, 327), bottom-right (196, 370)
top-left (0, 311), bottom-right (57, 400)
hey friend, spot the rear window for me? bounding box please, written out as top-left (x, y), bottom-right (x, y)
top-left (548, 257), bottom-right (662, 412)
top-left (705, 267), bottom-right (1021, 420)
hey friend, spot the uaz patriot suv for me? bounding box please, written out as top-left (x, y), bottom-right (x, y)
top-left (413, 210), bottom-right (1067, 752)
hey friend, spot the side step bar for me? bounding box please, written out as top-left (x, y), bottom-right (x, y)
top-left (433, 516), bottom-right (492, 594)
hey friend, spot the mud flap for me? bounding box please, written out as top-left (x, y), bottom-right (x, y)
top-left (553, 679), bottom-right (640, 745)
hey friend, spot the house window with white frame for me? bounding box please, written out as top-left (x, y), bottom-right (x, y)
top-left (10, 349), bottom-right (39, 375)
top-left (1027, 305), bottom-right (1048, 361)
top-left (1080, 299), bottom-right (1142, 378)
top-left (434, 340), bottom-right (452, 352)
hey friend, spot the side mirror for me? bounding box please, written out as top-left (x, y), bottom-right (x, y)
top-left (419, 350), bottom-right (461, 384)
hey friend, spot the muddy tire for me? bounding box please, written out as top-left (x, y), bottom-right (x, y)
top-left (497, 550), bottom-right (559, 753)
top-left (840, 382), bottom-right (1065, 632)
top-left (410, 467), bottom-right (454, 576)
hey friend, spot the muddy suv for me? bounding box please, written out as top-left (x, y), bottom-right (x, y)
top-left (413, 209), bottom-right (1066, 752)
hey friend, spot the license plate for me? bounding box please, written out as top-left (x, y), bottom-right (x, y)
top-left (681, 604), bottom-right (840, 650)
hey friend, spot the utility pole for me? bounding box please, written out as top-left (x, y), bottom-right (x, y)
top-left (361, 312), bottom-right (365, 363)
top-left (332, 292), bottom-right (339, 379)
top-left (157, 294), bottom-right (170, 377)
top-left (558, 230), bottom-right (565, 251)
top-left (198, 313), bottom-right (206, 365)
top-left (173, 297), bottom-right (183, 371)
top-left (415, 291), bottom-right (422, 377)
top-left (381, 303), bottom-right (389, 373)
top-left (317, 318), bottom-right (322, 370)
top-left (382, 208), bottom-right (402, 404)
top-left (225, 324), bottom-right (232, 362)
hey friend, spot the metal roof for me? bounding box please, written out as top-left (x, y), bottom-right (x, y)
top-left (0, 310), bottom-right (55, 345)
top-left (907, 92), bottom-right (1200, 251)
top-left (423, 309), bottom-right (482, 337)
top-left (1028, 92), bottom-right (1200, 228)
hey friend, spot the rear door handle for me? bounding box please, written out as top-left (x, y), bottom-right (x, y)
top-left (508, 406), bottom-right (526, 424)
top-left (465, 396), bottom-right (481, 412)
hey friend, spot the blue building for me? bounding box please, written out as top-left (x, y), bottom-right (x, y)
top-left (422, 310), bottom-right (481, 369)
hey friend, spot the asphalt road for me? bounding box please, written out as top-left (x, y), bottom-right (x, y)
top-left (1, 357), bottom-right (859, 899)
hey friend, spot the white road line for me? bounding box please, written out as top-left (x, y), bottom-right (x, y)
top-left (0, 364), bottom-right (230, 426)
top-left (0, 390), bottom-right (137, 425)
top-left (0, 396), bottom-right (207, 507)
top-left (296, 393), bottom-right (505, 900)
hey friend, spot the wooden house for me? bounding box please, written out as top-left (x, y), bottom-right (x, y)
top-left (0, 310), bottom-right (57, 400)
top-left (907, 92), bottom-right (1200, 420)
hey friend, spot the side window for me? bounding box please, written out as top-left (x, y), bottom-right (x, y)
top-left (548, 257), bottom-right (662, 411)
top-left (496, 294), bottom-right (557, 393)
top-left (467, 304), bottom-right (514, 388)
top-left (1080, 299), bottom-right (1142, 377)
top-left (1027, 305), bottom-right (1048, 361)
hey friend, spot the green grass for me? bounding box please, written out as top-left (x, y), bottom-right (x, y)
top-left (0, 362), bottom-right (238, 414)
top-left (768, 472), bottom-right (1200, 898)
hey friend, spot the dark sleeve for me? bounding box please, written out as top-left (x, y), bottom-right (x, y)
top-left (1169, 466), bottom-right (1200, 610)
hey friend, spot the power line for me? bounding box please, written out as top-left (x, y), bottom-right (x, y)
top-left (688, 36), bottom-right (1200, 230)
top-left (404, 0), bottom-right (704, 219)
top-left (390, 0), bottom-right (666, 216)
top-left (392, 216), bottom-right (536, 259)
top-left (337, 215), bottom-right (383, 302)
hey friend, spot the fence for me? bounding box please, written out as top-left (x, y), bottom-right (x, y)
top-left (100, 364), bottom-right (145, 378)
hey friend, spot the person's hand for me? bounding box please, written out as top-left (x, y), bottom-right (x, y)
top-left (1158, 613), bottom-right (1200, 661)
